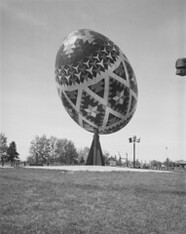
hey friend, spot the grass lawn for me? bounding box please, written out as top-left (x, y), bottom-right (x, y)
top-left (0, 168), bottom-right (185, 234)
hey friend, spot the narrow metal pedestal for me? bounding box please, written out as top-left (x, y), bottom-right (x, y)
top-left (86, 129), bottom-right (105, 166)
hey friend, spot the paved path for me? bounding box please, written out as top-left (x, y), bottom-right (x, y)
top-left (25, 165), bottom-right (171, 173)
top-left (0, 165), bottom-right (14, 169)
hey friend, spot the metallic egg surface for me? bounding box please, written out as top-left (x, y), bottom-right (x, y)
top-left (55, 29), bottom-right (138, 134)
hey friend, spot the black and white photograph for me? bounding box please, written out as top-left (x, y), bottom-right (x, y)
top-left (0, 0), bottom-right (186, 233)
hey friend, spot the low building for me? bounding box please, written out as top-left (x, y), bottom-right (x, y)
top-left (107, 157), bottom-right (117, 166)
top-left (175, 160), bottom-right (186, 169)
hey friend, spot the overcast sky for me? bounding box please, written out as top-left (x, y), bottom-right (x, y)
top-left (1, 0), bottom-right (186, 162)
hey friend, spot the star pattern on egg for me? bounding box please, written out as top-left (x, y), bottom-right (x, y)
top-left (55, 29), bottom-right (138, 134)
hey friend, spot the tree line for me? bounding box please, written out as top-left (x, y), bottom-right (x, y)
top-left (0, 133), bottom-right (90, 166)
top-left (0, 133), bottom-right (19, 166)
top-left (0, 132), bottom-right (181, 168)
top-left (27, 135), bottom-right (80, 165)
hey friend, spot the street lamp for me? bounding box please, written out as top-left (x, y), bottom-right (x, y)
top-left (129, 136), bottom-right (140, 168)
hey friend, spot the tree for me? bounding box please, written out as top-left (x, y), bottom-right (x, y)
top-left (64, 140), bottom-right (78, 164)
top-left (56, 138), bottom-right (78, 164)
top-left (28, 135), bottom-right (78, 165)
top-left (26, 155), bottom-right (35, 165)
top-left (0, 133), bottom-right (8, 159)
top-left (7, 141), bottom-right (19, 165)
top-left (77, 147), bottom-right (89, 164)
top-left (29, 135), bottom-right (50, 164)
top-left (150, 160), bottom-right (162, 169)
top-left (163, 158), bottom-right (175, 169)
top-left (103, 151), bottom-right (110, 165)
top-left (117, 156), bottom-right (122, 166)
top-left (48, 136), bottom-right (59, 164)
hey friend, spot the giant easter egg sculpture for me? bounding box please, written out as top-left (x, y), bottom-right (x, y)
top-left (55, 29), bottom-right (138, 165)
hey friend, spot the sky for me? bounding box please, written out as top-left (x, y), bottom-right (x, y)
top-left (0, 0), bottom-right (186, 162)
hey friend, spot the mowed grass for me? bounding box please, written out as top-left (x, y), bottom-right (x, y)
top-left (0, 168), bottom-right (185, 234)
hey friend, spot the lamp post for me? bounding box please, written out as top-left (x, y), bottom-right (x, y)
top-left (129, 136), bottom-right (140, 168)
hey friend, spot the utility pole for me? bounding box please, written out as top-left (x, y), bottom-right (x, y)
top-left (129, 136), bottom-right (140, 168)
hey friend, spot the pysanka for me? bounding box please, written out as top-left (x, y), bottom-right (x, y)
top-left (55, 29), bottom-right (138, 135)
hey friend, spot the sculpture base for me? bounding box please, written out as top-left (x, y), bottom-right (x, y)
top-left (86, 129), bottom-right (105, 166)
